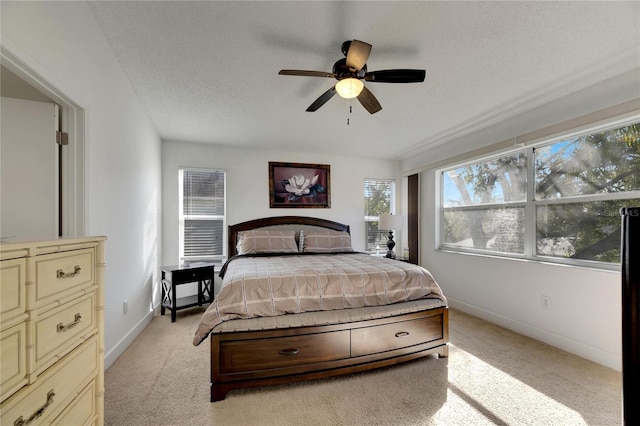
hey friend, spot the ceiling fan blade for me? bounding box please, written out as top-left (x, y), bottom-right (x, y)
top-left (279, 70), bottom-right (335, 78)
top-left (364, 69), bottom-right (426, 83)
top-left (346, 40), bottom-right (372, 72)
top-left (306, 86), bottom-right (337, 112)
top-left (357, 86), bottom-right (382, 114)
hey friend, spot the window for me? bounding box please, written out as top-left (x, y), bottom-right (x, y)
top-left (179, 168), bottom-right (226, 263)
top-left (442, 152), bottom-right (527, 255)
top-left (441, 121), bottom-right (640, 267)
top-left (364, 178), bottom-right (395, 253)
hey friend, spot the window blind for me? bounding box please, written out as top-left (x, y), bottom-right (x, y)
top-left (180, 168), bottom-right (226, 260)
top-left (183, 170), bottom-right (225, 216)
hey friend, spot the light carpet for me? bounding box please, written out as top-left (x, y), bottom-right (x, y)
top-left (104, 308), bottom-right (621, 425)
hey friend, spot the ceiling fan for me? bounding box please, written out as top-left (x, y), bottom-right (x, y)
top-left (279, 39), bottom-right (425, 114)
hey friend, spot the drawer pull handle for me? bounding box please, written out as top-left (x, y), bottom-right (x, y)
top-left (57, 313), bottom-right (82, 333)
top-left (14, 389), bottom-right (55, 426)
top-left (395, 331), bottom-right (410, 338)
top-left (57, 265), bottom-right (81, 279)
top-left (279, 348), bottom-right (299, 356)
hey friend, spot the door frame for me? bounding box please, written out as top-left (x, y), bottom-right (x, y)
top-left (2, 45), bottom-right (86, 236)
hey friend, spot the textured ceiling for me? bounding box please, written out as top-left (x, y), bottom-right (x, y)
top-left (88, 1), bottom-right (640, 160)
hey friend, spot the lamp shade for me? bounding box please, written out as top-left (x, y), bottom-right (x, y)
top-left (335, 78), bottom-right (364, 99)
top-left (378, 214), bottom-right (403, 231)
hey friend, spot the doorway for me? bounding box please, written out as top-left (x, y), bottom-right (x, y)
top-left (1, 49), bottom-right (85, 238)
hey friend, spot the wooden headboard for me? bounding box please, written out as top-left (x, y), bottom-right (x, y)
top-left (227, 216), bottom-right (350, 257)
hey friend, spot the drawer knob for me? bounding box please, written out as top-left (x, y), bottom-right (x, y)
top-left (56, 265), bottom-right (81, 279)
top-left (278, 348), bottom-right (299, 356)
top-left (395, 331), bottom-right (410, 338)
top-left (14, 389), bottom-right (55, 426)
top-left (57, 313), bottom-right (82, 333)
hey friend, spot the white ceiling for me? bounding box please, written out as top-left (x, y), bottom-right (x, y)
top-left (88, 1), bottom-right (639, 160)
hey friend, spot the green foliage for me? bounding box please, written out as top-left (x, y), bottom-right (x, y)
top-left (536, 123), bottom-right (640, 198)
top-left (365, 180), bottom-right (392, 216)
top-left (459, 153), bottom-right (528, 203)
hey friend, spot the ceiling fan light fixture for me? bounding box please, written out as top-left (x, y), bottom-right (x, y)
top-left (335, 78), bottom-right (364, 99)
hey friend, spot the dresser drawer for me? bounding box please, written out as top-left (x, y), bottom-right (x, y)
top-left (0, 337), bottom-right (98, 426)
top-left (32, 249), bottom-right (95, 308)
top-left (52, 379), bottom-right (96, 426)
top-left (1, 258), bottom-right (27, 327)
top-left (35, 293), bottom-right (96, 375)
top-left (351, 315), bottom-right (444, 357)
top-left (0, 322), bottom-right (27, 403)
top-left (221, 330), bottom-right (351, 373)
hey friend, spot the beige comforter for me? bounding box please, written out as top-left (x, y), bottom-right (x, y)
top-left (193, 253), bottom-right (446, 345)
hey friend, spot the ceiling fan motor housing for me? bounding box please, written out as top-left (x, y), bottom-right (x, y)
top-left (332, 58), bottom-right (366, 80)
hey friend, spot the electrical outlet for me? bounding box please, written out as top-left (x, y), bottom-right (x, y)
top-left (541, 295), bottom-right (551, 310)
top-left (123, 299), bottom-right (128, 315)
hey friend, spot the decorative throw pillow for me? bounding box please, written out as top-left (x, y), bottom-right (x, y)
top-left (237, 230), bottom-right (298, 255)
top-left (303, 230), bottom-right (353, 253)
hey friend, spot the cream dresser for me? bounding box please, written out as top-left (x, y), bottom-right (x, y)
top-left (1, 237), bottom-right (105, 425)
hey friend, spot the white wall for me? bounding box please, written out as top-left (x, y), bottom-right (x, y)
top-left (403, 70), bottom-right (640, 370)
top-left (162, 141), bottom-right (402, 267)
top-left (1, 2), bottom-right (162, 368)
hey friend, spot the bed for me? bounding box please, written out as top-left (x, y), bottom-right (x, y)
top-left (193, 216), bottom-right (449, 401)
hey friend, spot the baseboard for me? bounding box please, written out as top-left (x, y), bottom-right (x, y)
top-left (447, 298), bottom-right (621, 371)
top-left (104, 308), bottom-right (156, 370)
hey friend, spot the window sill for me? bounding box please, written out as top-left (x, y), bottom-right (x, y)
top-left (435, 247), bottom-right (620, 273)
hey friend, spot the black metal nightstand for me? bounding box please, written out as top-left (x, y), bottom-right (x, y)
top-left (161, 263), bottom-right (214, 322)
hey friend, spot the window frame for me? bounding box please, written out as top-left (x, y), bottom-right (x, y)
top-left (438, 117), bottom-right (640, 270)
top-left (178, 167), bottom-right (227, 264)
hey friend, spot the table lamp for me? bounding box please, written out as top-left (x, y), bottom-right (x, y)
top-left (378, 214), bottom-right (403, 258)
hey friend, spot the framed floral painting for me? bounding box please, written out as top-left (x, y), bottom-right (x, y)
top-left (269, 162), bottom-right (330, 208)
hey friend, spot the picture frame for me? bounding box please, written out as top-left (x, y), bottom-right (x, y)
top-left (269, 162), bottom-right (331, 208)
